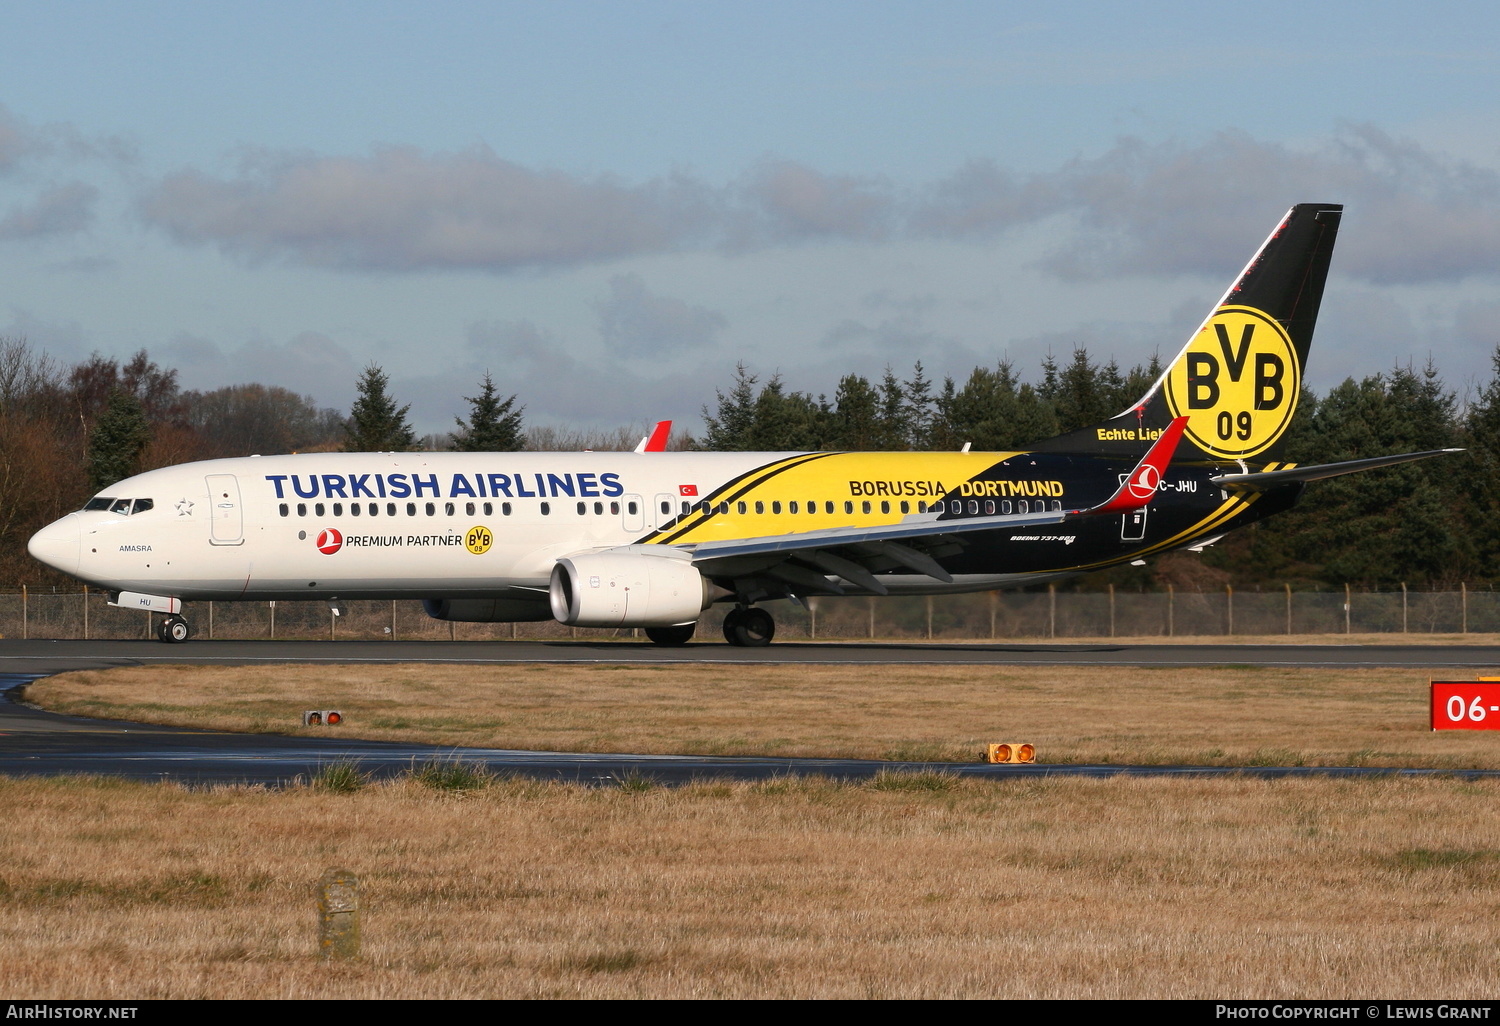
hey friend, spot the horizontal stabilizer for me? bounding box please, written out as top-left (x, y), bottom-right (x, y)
top-left (1212, 449), bottom-right (1463, 490)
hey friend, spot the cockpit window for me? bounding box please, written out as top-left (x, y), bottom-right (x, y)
top-left (82, 496), bottom-right (154, 515)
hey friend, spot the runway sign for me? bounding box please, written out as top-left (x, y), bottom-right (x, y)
top-left (1431, 681), bottom-right (1500, 730)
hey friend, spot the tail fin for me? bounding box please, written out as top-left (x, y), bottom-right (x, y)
top-left (1034, 202), bottom-right (1342, 464)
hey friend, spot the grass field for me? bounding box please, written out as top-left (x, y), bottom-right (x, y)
top-left (12, 659), bottom-right (1500, 998)
top-left (25, 660), bottom-right (1500, 767)
top-left (3, 772), bottom-right (1500, 998)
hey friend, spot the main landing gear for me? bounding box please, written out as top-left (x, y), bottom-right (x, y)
top-left (722, 606), bottom-right (775, 647)
top-left (156, 614), bottom-right (192, 644)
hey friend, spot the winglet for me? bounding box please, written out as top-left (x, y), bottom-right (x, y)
top-left (633, 420), bottom-right (672, 453)
top-left (1084, 416), bottom-right (1190, 515)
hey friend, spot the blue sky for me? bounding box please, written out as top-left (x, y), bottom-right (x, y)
top-left (3, 1), bottom-right (1499, 435)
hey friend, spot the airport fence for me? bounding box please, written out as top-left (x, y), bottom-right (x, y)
top-left (3, 584), bottom-right (1499, 642)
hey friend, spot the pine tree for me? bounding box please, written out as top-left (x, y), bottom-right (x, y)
top-left (86, 389), bottom-right (151, 491)
top-left (343, 364), bottom-right (416, 452)
top-left (699, 363), bottom-right (760, 450)
top-left (451, 372), bottom-right (523, 452)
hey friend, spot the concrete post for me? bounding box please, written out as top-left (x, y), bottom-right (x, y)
top-left (316, 868), bottom-right (360, 960)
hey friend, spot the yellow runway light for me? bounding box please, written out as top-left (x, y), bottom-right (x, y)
top-left (984, 743), bottom-right (1035, 764)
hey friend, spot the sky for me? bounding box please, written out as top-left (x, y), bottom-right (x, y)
top-left (2, 1), bottom-right (1500, 436)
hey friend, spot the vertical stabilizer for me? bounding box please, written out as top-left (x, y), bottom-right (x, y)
top-left (1033, 203), bottom-right (1342, 464)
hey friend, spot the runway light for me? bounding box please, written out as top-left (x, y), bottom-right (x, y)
top-left (985, 743), bottom-right (1035, 764)
top-left (303, 710), bottom-right (344, 726)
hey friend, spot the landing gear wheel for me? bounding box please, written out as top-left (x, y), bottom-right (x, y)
top-left (723, 607), bottom-right (775, 647)
top-left (157, 615), bottom-right (192, 644)
top-left (644, 624), bottom-right (696, 646)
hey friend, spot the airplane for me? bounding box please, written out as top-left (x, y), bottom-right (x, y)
top-left (27, 202), bottom-right (1460, 646)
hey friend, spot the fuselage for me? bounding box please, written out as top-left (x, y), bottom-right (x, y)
top-left (27, 448), bottom-right (1288, 605)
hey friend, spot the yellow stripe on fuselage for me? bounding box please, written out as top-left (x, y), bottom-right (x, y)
top-left (645, 450), bottom-right (1029, 546)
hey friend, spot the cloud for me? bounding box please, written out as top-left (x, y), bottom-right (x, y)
top-left (729, 160), bottom-right (894, 246)
top-left (138, 145), bottom-right (720, 272)
top-left (132, 128), bottom-right (1500, 285)
top-left (159, 331), bottom-right (361, 407)
top-left (0, 181), bottom-right (97, 239)
top-left (911, 127), bottom-right (1500, 286)
top-left (594, 273), bottom-right (725, 356)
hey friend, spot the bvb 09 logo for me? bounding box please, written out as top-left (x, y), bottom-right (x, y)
top-left (1165, 305), bottom-right (1301, 460)
top-left (465, 525), bottom-right (493, 555)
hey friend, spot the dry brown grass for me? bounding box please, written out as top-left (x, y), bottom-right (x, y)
top-left (3, 773), bottom-right (1500, 998)
top-left (27, 662), bottom-right (1500, 768)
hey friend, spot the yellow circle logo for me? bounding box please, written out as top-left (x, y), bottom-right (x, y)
top-left (1164, 305), bottom-right (1300, 460)
top-left (464, 525), bottom-right (493, 555)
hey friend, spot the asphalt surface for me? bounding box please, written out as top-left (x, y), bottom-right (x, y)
top-left (3, 639), bottom-right (1499, 786)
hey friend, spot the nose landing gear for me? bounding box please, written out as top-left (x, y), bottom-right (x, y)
top-left (722, 606), bottom-right (775, 647)
top-left (157, 615), bottom-right (192, 643)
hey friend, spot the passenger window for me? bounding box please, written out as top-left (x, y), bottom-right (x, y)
top-left (406, 503), bottom-right (416, 516)
top-left (862, 501), bottom-right (871, 514)
top-left (132, 498), bottom-right (153, 514)
top-left (595, 502), bottom-right (604, 515)
top-left (967, 500), bottom-right (978, 515)
top-left (826, 501), bottom-right (834, 514)
top-left (900, 501), bottom-right (910, 514)
top-left (626, 501), bottom-right (636, 515)
top-left (425, 503), bottom-right (435, 516)
top-left (718, 502), bottom-right (729, 514)
top-left (1002, 500), bottom-right (1012, 514)
top-left (772, 501), bottom-right (782, 514)
top-left (387, 503), bottom-right (396, 516)
top-left (609, 501), bottom-right (618, 515)
top-left (681, 501), bottom-right (691, 515)
top-left (806, 500), bottom-right (816, 514)
top-left (297, 503), bottom-right (307, 517)
top-left (1052, 500), bottom-right (1062, 512)
top-left (950, 500), bottom-right (961, 514)
top-left (279, 503), bottom-right (289, 517)
top-left (466, 502), bottom-right (475, 516)
top-left (755, 501), bottom-right (765, 514)
top-left (484, 502), bottom-right (493, 515)
top-left (844, 501), bottom-right (853, 514)
top-left (349, 503), bottom-right (360, 517)
top-left (985, 500), bottom-right (995, 515)
top-left (540, 502), bottom-right (551, 516)
top-left (315, 503), bottom-right (326, 516)
top-left (577, 501), bottom-right (586, 515)
top-left (333, 503), bottom-right (343, 516)
top-left (444, 502), bottom-right (455, 516)
top-left (502, 502), bottom-right (512, 516)
top-left (789, 501), bottom-right (798, 514)
top-left (661, 500), bottom-right (670, 515)
top-left (917, 501), bottom-right (927, 514)
top-left (1018, 500), bottom-right (1029, 513)
top-left (369, 503), bottom-right (378, 516)
top-left (880, 501), bottom-right (890, 514)
top-left (737, 501), bottom-right (747, 515)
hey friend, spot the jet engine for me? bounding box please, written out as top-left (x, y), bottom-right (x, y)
top-left (421, 598), bottom-right (553, 622)
top-left (549, 546), bottom-right (710, 627)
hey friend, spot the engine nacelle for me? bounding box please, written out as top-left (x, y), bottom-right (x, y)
top-left (422, 598), bottom-right (553, 622)
top-left (549, 547), bottom-right (709, 628)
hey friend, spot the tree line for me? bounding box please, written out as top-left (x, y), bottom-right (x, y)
top-left (5, 333), bottom-right (1499, 592)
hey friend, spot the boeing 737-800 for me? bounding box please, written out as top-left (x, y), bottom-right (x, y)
top-left (27, 203), bottom-right (1457, 645)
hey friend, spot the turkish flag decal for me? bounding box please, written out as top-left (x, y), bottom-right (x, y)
top-left (679, 484), bottom-right (698, 496)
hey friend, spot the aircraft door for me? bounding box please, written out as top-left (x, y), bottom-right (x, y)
top-left (653, 493), bottom-right (677, 530)
top-left (205, 474), bottom-right (245, 545)
top-left (1118, 473), bottom-right (1147, 541)
top-left (622, 494), bottom-right (645, 533)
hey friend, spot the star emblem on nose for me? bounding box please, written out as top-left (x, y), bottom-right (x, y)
top-left (176, 498), bottom-right (194, 517)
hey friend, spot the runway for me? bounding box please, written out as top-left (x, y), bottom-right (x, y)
top-left (4, 637), bottom-right (1500, 672)
top-left (3, 639), bottom-right (1499, 786)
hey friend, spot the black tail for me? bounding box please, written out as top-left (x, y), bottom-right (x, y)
top-left (1034, 202), bottom-right (1343, 465)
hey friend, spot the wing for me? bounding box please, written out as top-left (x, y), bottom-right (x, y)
top-left (1211, 448), bottom-right (1462, 490)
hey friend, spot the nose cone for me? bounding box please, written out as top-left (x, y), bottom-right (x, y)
top-left (28, 515), bottom-right (80, 577)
